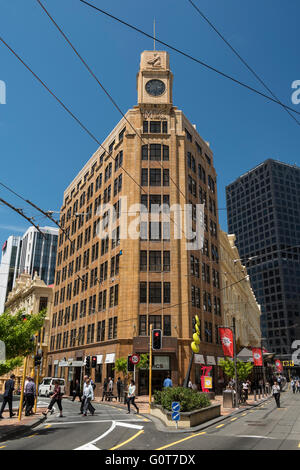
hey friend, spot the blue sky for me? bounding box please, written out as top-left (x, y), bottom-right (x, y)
top-left (0, 0), bottom-right (299, 246)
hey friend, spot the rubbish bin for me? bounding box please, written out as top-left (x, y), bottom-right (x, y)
top-left (223, 389), bottom-right (234, 408)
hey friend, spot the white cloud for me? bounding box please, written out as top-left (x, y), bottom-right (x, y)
top-left (0, 224), bottom-right (26, 233)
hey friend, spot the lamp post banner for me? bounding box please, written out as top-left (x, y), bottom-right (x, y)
top-left (252, 348), bottom-right (263, 366)
top-left (219, 327), bottom-right (234, 357)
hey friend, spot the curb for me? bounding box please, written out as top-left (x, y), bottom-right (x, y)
top-left (0, 415), bottom-right (46, 443)
top-left (143, 394), bottom-right (274, 434)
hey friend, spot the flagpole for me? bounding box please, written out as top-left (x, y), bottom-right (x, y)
top-left (232, 318), bottom-right (239, 408)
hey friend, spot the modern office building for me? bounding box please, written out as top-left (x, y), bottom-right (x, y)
top-left (0, 236), bottom-right (22, 313)
top-left (18, 226), bottom-right (59, 286)
top-left (48, 49), bottom-right (224, 396)
top-left (0, 226), bottom-right (58, 313)
top-left (226, 159), bottom-right (300, 358)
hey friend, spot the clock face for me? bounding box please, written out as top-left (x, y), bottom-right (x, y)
top-left (145, 79), bottom-right (166, 96)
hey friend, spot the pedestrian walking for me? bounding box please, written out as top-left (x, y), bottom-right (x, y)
top-left (108, 377), bottom-right (114, 401)
top-left (25, 377), bottom-right (36, 416)
top-left (163, 375), bottom-right (173, 388)
top-left (22, 376), bottom-right (30, 410)
top-left (80, 376), bottom-right (95, 415)
top-left (102, 378), bottom-right (108, 401)
top-left (116, 377), bottom-right (122, 402)
top-left (242, 381), bottom-right (249, 402)
top-left (72, 379), bottom-right (82, 402)
top-left (272, 381), bottom-right (280, 408)
top-left (43, 380), bottom-right (64, 418)
top-left (126, 380), bottom-right (139, 414)
top-left (297, 380), bottom-right (300, 394)
top-left (188, 380), bottom-right (193, 389)
top-left (82, 378), bottom-right (94, 417)
top-left (0, 374), bottom-right (16, 419)
top-left (291, 379), bottom-right (296, 394)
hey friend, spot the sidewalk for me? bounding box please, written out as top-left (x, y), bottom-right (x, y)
top-left (94, 391), bottom-right (272, 417)
top-left (0, 408), bottom-right (47, 442)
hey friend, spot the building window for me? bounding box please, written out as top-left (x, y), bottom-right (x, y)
top-left (163, 315), bottom-right (171, 336)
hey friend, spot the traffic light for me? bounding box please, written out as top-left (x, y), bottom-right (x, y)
top-left (91, 356), bottom-right (97, 368)
top-left (85, 356), bottom-right (91, 369)
top-left (127, 355), bottom-right (134, 372)
top-left (34, 355), bottom-right (42, 367)
top-left (152, 329), bottom-right (162, 350)
top-left (191, 315), bottom-right (201, 353)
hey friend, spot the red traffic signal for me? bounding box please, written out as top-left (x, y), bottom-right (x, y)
top-left (91, 356), bottom-right (97, 368)
top-left (152, 329), bottom-right (162, 350)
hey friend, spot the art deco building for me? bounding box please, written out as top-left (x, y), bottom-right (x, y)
top-left (48, 50), bottom-right (223, 395)
top-left (219, 230), bottom-right (261, 349)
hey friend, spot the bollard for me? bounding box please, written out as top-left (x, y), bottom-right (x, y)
top-left (258, 390), bottom-right (261, 399)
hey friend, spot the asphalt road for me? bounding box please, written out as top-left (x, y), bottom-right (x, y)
top-left (1, 390), bottom-right (300, 450)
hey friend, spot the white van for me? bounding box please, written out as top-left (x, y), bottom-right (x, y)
top-left (38, 378), bottom-right (65, 397)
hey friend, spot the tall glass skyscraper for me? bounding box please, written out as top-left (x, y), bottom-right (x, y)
top-left (226, 159), bottom-right (300, 358)
top-left (0, 226), bottom-right (59, 313)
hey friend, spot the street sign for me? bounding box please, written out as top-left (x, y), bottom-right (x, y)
top-left (130, 354), bottom-right (140, 365)
top-left (172, 411), bottom-right (180, 421)
top-left (171, 401), bottom-right (180, 412)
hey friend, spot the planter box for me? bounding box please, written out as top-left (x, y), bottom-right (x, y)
top-left (150, 403), bottom-right (221, 428)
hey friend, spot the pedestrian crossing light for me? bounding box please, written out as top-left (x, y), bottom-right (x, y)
top-left (34, 355), bottom-right (42, 367)
top-left (91, 356), bottom-right (97, 368)
top-left (85, 356), bottom-right (91, 369)
top-left (127, 355), bottom-right (134, 372)
top-left (152, 329), bottom-right (162, 350)
top-left (191, 315), bottom-right (201, 354)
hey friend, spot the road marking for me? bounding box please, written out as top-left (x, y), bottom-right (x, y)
top-left (241, 413), bottom-right (247, 416)
top-left (110, 430), bottom-right (144, 450)
top-left (75, 421), bottom-right (116, 450)
top-left (237, 435), bottom-right (275, 440)
top-left (156, 432), bottom-right (206, 450)
top-left (231, 418), bottom-right (237, 421)
top-left (115, 422), bottom-right (143, 430)
top-left (49, 418), bottom-right (144, 426)
top-left (0, 445), bottom-right (6, 449)
top-left (216, 424), bottom-right (225, 428)
top-left (44, 424), bottom-right (52, 428)
top-left (75, 443), bottom-right (100, 450)
top-left (26, 434), bottom-right (37, 439)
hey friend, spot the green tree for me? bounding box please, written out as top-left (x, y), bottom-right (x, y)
top-left (113, 357), bottom-right (128, 376)
top-left (219, 358), bottom-right (253, 383)
top-left (136, 353), bottom-right (149, 370)
top-left (0, 309), bottom-right (47, 376)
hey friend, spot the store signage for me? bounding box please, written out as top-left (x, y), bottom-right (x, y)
top-left (204, 376), bottom-right (213, 389)
top-left (194, 354), bottom-right (205, 364)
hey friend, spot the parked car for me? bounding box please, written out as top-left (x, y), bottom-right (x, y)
top-left (38, 378), bottom-right (65, 397)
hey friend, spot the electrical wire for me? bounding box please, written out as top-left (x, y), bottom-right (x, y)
top-left (187, 0), bottom-right (300, 128)
top-left (79, 0), bottom-right (300, 117)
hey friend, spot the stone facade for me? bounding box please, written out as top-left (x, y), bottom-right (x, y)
top-left (48, 50), bottom-right (223, 397)
top-left (0, 272), bottom-right (52, 393)
top-left (219, 230), bottom-right (261, 348)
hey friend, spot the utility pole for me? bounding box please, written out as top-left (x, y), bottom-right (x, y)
top-left (149, 324), bottom-right (153, 412)
top-left (232, 317), bottom-right (239, 408)
top-left (18, 356), bottom-right (28, 421)
top-left (261, 338), bottom-right (267, 394)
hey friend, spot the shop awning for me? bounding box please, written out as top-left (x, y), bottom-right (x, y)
top-left (105, 353), bottom-right (115, 364)
top-left (194, 354), bottom-right (205, 364)
top-left (206, 356), bottom-right (216, 365)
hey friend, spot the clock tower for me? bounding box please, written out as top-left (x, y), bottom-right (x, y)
top-left (137, 50), bottom-right (173, 109)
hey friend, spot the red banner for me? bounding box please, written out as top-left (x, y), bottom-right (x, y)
top-left (219, 328), bottom-right (234, 357)
top-left (275, 359), bottom-right (283, 372)
top-left (252, 348), bottom-right (263, 366)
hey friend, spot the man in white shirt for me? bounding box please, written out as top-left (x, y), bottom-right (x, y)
top-left (82, 378), bottom-right (94, 416)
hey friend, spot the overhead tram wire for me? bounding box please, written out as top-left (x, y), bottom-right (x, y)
top-left (187, 0), bottom-right (300, 128)
top-left (78, 0), bottom-right (300, 118)
top-left (0, 197), bottom-right (45, 238)
top-left (36, 0), bottom-right (188, 208)
top-left (0, 36), bottom-right (149, 201)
